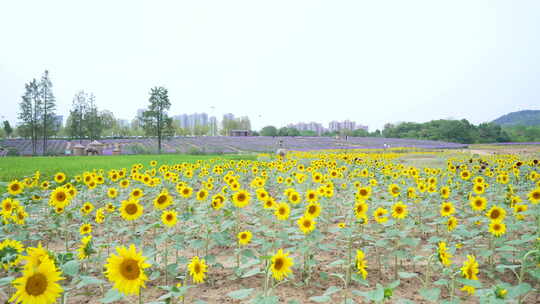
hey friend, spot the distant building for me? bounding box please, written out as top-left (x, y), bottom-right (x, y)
top-left (287, 121), bottom-right (326, 135)
top-left (328, 120), bottom-right (368, 132)
top-left (230, 130), bottom-right (251, 136)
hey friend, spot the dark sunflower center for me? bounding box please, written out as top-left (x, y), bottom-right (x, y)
top-left (274, 257), bottom-right (284, 270)
top-left (444, 206), bottom-right (450, 212)
top-left (194, 263), bottom-right (201, 274)
top-left (291, 194), bottom-right (298, 201)
top-left (360, 189), bottom-right (367, 196)
top-left (279, 207), bottom-right (286, 215)
top-left (56, 192), bottom-right (66, 202)
top-left (308, 193), bottom-right (315, 199)
top-left (490, 210), bottom-right (500, 220)
top-left (126, 203), bottom-right (138, 215)
top-left (303, 219), bottom-right (311, 228)
top-left (533, 192), bottom-right (540, 200)
top-left (396, 207), bottom-right (403, 213)
top-left (240, 233), bottom-right (247, 239)
top-left (494, 223), bottom-right (501, 231)
top-left (25, 273), bottom-right (47, 296)
top-left (392, 188), bottom-right (399, 194)
top-left (133, 191), bottom-right (140, 197)
top-left (120, 259), bottom-right (140, 280)
top-left (475, 200), bottom-right (483, 207)
top-left (237, 193), bottom-right (246, 202)
top-left (308, 206), bottom-right (316, 214)
top-left (5, 203), bottom-right (12, 211)
top-left (157, 195), bottom-right (167, 205)
top-left (166, 214), bottom-right (173, 221)
top-left (11, 184), bottom-right (20, 191)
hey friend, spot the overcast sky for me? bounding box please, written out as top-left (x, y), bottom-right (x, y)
top-left (1, 0), bottom-right (539, 131)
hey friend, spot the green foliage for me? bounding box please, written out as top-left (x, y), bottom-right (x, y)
top-left (492, 109), bottom-right (540, 126)
top-left (260, 125), bottom-right (278, 136)
top-left (503, 125), bottom-right (540, 142)
top-left (140, 86), bottom-right (173, 153)
top-left (382, 119), bottom-right (512, 144)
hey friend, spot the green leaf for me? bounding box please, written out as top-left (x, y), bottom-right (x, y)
top-left (309, 295), bottom-right (331, 303)
top-left (323, 286), bottom-right (342, 296)
top-left (101, 288), bottom-right (124, 303)
top-left (419, 287), bottom-right (440, 302)
top-left (227, 288), bottom-right (254, 300)
top-left (62, 260), bottom-right (79, 276)
top-left (0, 276), bottom-right (14, 286)
top-left (508, 283), bottom-right (531, 298)
top-left (76, 276), bottom-right (104, 289)
top-left (398, 272), bottom-right (418, 279)
top-left (242, 267), bottom-right (262, 278)
top-left (354, 284), bottom-right (384, 302)
top-left (387, 280), bottom-right (400, 289)
top-left (456, 277), bottom-right (482, 288)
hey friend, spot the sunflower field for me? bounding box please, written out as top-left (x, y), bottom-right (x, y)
top-left (0, 150), bottom-right (539, 303)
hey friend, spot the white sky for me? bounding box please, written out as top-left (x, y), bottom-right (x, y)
top-left (1, 0), bottom-right (539, 131)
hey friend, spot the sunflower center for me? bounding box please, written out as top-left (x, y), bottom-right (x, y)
top-left (194, 263), bottom-right (201, 274)
top-left (166, 214), bottom-right (173, 221)
top-left (360, 189), bottom-right (367, 196)
top-left (490, 210), bottom-right (500, 220)
top-left (157, 195), bottom-right (167, 205)
top-left (308, 206), bottom-right (316, 214)
top-left (125, 203), bottom-right (138, 215)
top-left (279, 207), bottom-right (286, 215)
top-left (56, 192), bottom-right (66, 202)
top-left (237, 193), bottom-right (246, 202)
top-left (444, 206), bottom-right (450, 212)
top-left (303, 219), bottom-right (311, 228)
top-left (533, 192), bottom-right (540, 200)
top-left (274, 257), bottom-right (284, 270)
top-left (240, 233), bottom-right (247, 239)
top-left (11, 184), bottom-right (20, 191)
top-left (25, 273), bottom-right (47, 296)
top-left (475, 200), bottom-right (482, 207)
top-left (120, 259), bottom-right (141, 280)
top-left (396, 207), bottom-right (403, 213)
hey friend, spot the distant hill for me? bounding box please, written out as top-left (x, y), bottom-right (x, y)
top-left (492, 110), bottom-right (540, 126)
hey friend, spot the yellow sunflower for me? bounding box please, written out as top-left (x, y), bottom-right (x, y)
top-left (374, 207), bottom-right (388, 224)
top-left (104, 244), bottom-right (150, 295)
top-left (297, 216), bottom-right (316, 234)
top-left (488, 221), bottom-right (506, 237)
top-left (153, 190), bottom-right (173, 210)
top-left (161, 210), bottom-right (178, 227)
top-left (469, 196), bottom-right (487, 212)
top-left (10, 255), bottom-right (64, 304)
top-left (77, 235), bottom-right (93, 260)
top-left (447, 216), bottom-right (458, 231)
top-left (54, 172), bottom-right (66, 184)
top-left (388, 184), bottom-right (401, 197)
top-left (7, 180), bottom-right (24, 195)
top-left (275, 202), bottom-right (291, 220)
top-left (305, 189), bottom-right (319, 202)
top-left (232, 190), bottom-right (251, 208)
top-left (391, 201), bottom-right (408, 219)
top-left (107, 188), bottom-right (118, 199)
top-left (356, 186), bottom-right (372, 201)
top-left (49, 187), bottom-right (71, 208)
top-left (460, 255), bottom-right (479, 295)
top-left (440, 202), bottom-right (455, 217)
top-left (188, 256), bottom-right (208, 284)
top-left (486, 205), bottom-right (506, 222)
top-left (528, 188), bottom-right (540, 204)
top-left (120, 199), bottom-right (143, 221)
top-left (237, 230), bottom-right (252, 246)
top-left (437, 242), bottom-right (452, 266)
top-left (196, 189), bottom-right (208, 202)
top-left (130, 188), bottom-right (144, 199)
top-left (79, 223), bottom-right (92, 235)
top-left (270, 249), bottom-right (294, 281)
top-left (356, 250), bottom-right (368, 279)
top-left (0, 239), bottom-right (24, 270)
top-left (305, 202), bottom-right (321, 219)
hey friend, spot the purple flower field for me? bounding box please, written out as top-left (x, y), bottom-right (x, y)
top-left (0, 136), bottom-right (472, 156)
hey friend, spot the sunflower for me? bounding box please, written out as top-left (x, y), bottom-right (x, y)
top-left (488, 221), bottom-right (506, 237)
top-left (460, 255), bottom-right (479, 295)
top-left (49, 187), bottom-right (71, 208)
top-left (120, 199), bottom-right (143, 221)
top-left (373, 207), bottom-right (389, 224)
top-left (79, 223), bottom-right (92, 235)
top-left (104, 244), bottom-right (150, 295)
top-left (486, 205), bottom-right (506, 222)
top-left (10, 255), bottom-right (63, 304)
top-left (356, 250), bottom-right (368, 279)
top-left (437, 242), bottom-right (452, 266)
top-left (288, 191), bottom-right (301, 204)
top-left (513, 204), bottom-right (528, 220)
top-left (263, 197), bottom-right (276, 209)
top-left (388, 184), bottom-right (401, 197)
top-left (211, 194), bottom-right (226, 210)
top-left (107, 188), bottom-right (118, 199)
top-left (528, 188), bottom-right (540, 204)
top-left (196, 189), bottom-right (208, 202)
top-left (180, 186), bottom-right (193, 198)
top-left (161, 210), bottom-right (178, 227)
top-left (106, 203), bottom-right (115, 213)
top-left (130, 188), bottom-right (144, 199)
top-left (440, 202), bottom-right (455, 217)
top-left (54, 172), bottom-right (66, 184)
top-left (119, 179), bottom-right (130, 188)
top-left (469, 196), bottom-right (487, 212)
top-left (153, 190), bottom-right (173, 210)
top-left (77, 235), bottom-right (93, 260)
top-left (354, 200), bottom-right (369, 219)
top-left (237, 230), bottom-right (252, 246)
top-left (460, 170), bottom-right (471, 180)
top-left (447, 216), bottom-right (458, 231)
top-left (270, 249), bottom-right (294, 281)
top-left (305, 189), bottom-right (318, 203)
top-left (391, 201), bottom-right (408, 219)
top-left (81, 202), bottom-right (94, 215)
top-left (356, 187), bottom-right (372, 201)
top-left (0, 239), bottom-right (24, 270)
top-left (188, 256), bottom-right (208, 284)
top-left (275, 202), bottom-right (291, 220)
top-left (473, 183), bottom-right (485, 195)
top-left (440, 186), bottom-right (450, 199)
top-left (297, 216), bottom-right (316, 234)
top-left (338, 222), bottom-right (346, 228)
top-left (95, 208), bottom-right (105, 224)
top-left (1, 198), bottom-right (17, 216)
top-left (7, 180), bottom-right (24, 195)
top-left (305, 202), bottom-right (321, 219)
top-left (232, 190), bottom-right (250, 208)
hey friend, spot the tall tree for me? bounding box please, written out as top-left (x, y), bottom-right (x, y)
top-left (85, 93), bottom-right (103, 140)
top-left (68, 91), bottom-right (89, 143)
top-left (39, 70), bottom-right (56, 155)
top-left (141, 86), bottom-right (172, 153)
top-left (18, 79), bottom-right (41, 155)
top-left (2, 120), bottom-right (13, 138)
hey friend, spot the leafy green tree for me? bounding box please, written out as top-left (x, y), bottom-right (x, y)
top-left (39, 70), bottom-right (56, 155)
top-left (18, 79), bottom-right (41, 155)
top-left (299, 130), bottom-right (317, 136)
top-left (260, 125), bottom-right (278, 136)
top-left (3, 120), bottom-right (13, 138)
top-left (68, 91), bottom-right (89, 142)
top-left (140, 86), bottom-right (172, 153)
